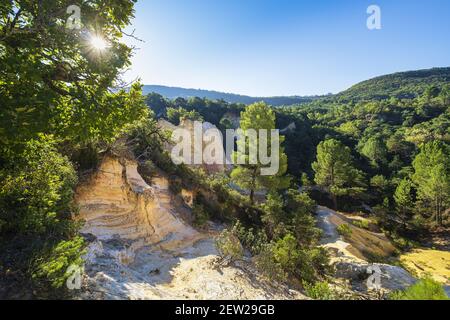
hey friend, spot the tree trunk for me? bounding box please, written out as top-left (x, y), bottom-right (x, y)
top-left (249, 167), bottom-right (257, 205)
top-left (332, 193), bottom-right (338, 210)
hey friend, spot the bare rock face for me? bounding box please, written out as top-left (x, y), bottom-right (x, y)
top-left (334, 261), bottom-right (416, 292)
top-left (75, 156), bottom-right (202, 257)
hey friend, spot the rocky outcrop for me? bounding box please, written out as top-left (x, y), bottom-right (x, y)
top-left (75, 156), bottom-right (202, 259)
top-left (334, 261), bottom-right (416, 292)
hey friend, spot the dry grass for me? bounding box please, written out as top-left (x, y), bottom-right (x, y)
top-left (399, 249), bottom-right (450, 285)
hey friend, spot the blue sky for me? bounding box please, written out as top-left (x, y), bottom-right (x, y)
top-left (122, 0), bottom-right (450, 96)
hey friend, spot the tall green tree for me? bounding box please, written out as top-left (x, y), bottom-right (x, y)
top-left (231, 102), bottom-right (289, 204)
top-left (412, 141), bottom-right (450, 226)
top-left (312, 139), bottom-right (364, 209)
top-left (394, 178), bottom-right (414, 227)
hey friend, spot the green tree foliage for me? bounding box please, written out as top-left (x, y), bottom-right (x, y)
top-left (0, 1), bottom-right (146, 298)
top-left (360, 136), bottom-right (388, 168)
top-left (0, 136), bottom-right (84, 297)
top-left (390, 278), bottom-right (449, 300)
top-left (312, 139), bottom-right (365, 209)
top-left (0, 1), bottom-right (148, 149)
top-left (231, 102), bottom-right (289, 204)
top-left (166, 107), bottom-right (203, 125)
top-left (412, 141), bottom-right (450, 226)
top-left (394, 178), bottom-right (414, 226)
top-left (0, 135), bottom-right (77, 235)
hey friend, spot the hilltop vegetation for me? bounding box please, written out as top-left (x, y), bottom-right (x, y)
top-left (336, 67), bottom-right (450, 102)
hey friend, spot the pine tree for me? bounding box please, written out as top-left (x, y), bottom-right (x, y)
top-left (312, 139), bottom-right (365, 209)
top-left (231, 102), bottom-right (289, 204)
top-left (394, 178), bottom-right (414, 227)
top-left (412, 141), bottom-right (450, 226)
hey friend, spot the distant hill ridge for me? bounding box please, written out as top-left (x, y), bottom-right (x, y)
top-left (141, 85), bottom-right (321, 106)
top-left (142, 67), bottom-right (450, 106)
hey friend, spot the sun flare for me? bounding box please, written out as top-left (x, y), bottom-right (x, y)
top-left (89, 35), bottom-right (109, 51)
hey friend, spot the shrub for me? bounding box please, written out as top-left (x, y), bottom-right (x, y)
top-left (32, 236), bottom-right (86, 290)
top-left (255, 235), bottom-right (331, 284)
top-left (0, 136), bottom-right (83, 298)
top-left (233, 221), bottom-right (268, 255)
top-left (169, 176), bottom-right (183, 195)
top-left (192, 203), bottom-right (210, 227)
top-left (303, 281), bottom-right (336, 300)
top-left (215, 227), bottom-right (244, 264)
top-left (254, 244), bottom-right (288, 282)
top-left (0, 135), bottom-right (77, 235)
top-left (352, 220), bottom-right (370, 230)
top-left (337, 224), bottom-right (352, 238)
top-left (390, 278), bottom-right (449, 300)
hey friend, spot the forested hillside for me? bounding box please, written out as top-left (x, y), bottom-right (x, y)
top-left (335, 67), bottom-right (450, 101)
top-left (145, 67), bottom-right (449, 243)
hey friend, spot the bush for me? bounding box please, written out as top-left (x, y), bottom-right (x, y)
top-left (254, 244), bottom-right (288, 282)
top-left (303, 281), bottom-right (336, 300)
top-left (255, 235), bottom-right (331, 284)
top-left (390, 278), bottom-right (449, 300)
top-left (192, 203), bottom-right (210, 227)
top-left (32, 236), bottom-right (86, 290)
top-left (0, 135), bottom-right (77, 235)
top-left (215, 227), bottom-right (244, 264)
top-left (0, 136), bottom-right (83, 298)
top-left (352, 220), bottom-right (370, 230)
top-left (337, 224), bottom-right (352, 238)
top-left (169, 176), bottom-right (183, 195)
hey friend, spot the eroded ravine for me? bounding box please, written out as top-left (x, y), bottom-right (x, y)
top-left (75, 156), bottom-right (305, 300)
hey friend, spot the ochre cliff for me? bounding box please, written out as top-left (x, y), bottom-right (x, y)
top-left (75, 156), bottom-right (202, 255)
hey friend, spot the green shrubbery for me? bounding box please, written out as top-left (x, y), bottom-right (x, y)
top-left (337, 224), bottom-right (353, 238)
top-left (32, 236), bottom-right (86, 290)
top-left (303, 281), bottom-right (337, 300)
top-left (0, 136), bottom-right (85, 297)
top-left (390, 278), bottom-right (449, 300)
top-left (215, 226), bottom-right (244, 265)
top-left (352, 220), bottom-right (370, 230)
top-left (192, 203), bottom-right (210, 228)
